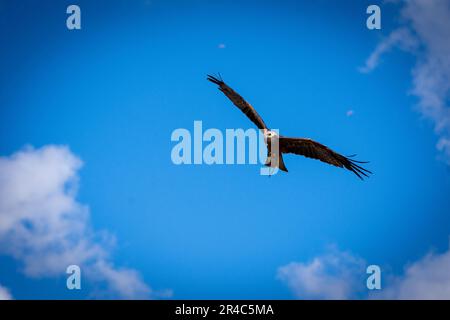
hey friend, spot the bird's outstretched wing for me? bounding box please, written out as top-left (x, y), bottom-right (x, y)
top-left (207, 74), bottom-right (268, 130)
top-left (279, 137), bottom-right (372, 179)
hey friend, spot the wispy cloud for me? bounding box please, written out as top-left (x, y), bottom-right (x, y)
top-left (0, 145), bottom-right (167, 299)
top-left (359, 27), bottom-right (418, 73)
top-left (361, 0), bottom-right (450, 164)
top-left (277, 247), bottom-right (366, 299)
top-left (0, 284), bottom-right (13, 300)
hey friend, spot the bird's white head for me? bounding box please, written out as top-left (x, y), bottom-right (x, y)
top-left (264, 130), bottom-right (279, 145)
top-left (264, 130), bottom-right (278, 139)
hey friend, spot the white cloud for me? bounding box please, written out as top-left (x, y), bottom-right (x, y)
top-left (361, 0), bottom-right (450, 164)
top-left (86, 260), bottom-right (172, 299)
top-left (0, 284), bottom-right (13, 300)
top-left (0, 145), bottom-right (163, 299)
top-left (374, 242), bottom-right (450, 299)
top-left (279, 243), bottom-right (450, 300)
top-left (437, 138), bottom-right (450, 163)
top-left (359, 27), bottom-right (418, 73)
top-left (277, 247), bottom-right (366, 299)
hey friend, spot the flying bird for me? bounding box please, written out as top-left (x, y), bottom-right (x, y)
top-left (207, 74), bottom-right (371, 179)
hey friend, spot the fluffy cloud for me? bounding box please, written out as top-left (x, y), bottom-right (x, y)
top-left (0, 145), bottom-right (159, 299)
top-left (374, 243), bottom-right (450, 299)
top-left (277, 247), bottom-right (366, 299)
top-left (361, 0), bottom-right (450, 164)
top-left (0, 284), bottom-right (13, 300)
top-left (279, 243), bottom-right (450, 300)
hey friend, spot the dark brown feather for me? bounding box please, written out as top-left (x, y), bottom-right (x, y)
top-left (207, 75), bottom-right (268, 130)
top-left (279, 137), bottom-right (372, 179)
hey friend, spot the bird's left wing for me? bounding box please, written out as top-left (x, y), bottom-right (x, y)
top-left (207, 74), bottom-right (268, 130)
top-left (279, 137), bottom-right (371, 179)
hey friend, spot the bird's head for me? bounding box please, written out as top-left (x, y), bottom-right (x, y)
top-left (265, 130), bottom-right (278, 139)
top-left (264, 130), bottom-right (279, 145)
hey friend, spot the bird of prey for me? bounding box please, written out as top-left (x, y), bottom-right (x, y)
top-left (207, 74), bottom-right (371, 179)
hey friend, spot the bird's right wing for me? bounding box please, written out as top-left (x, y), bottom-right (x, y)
top-left (207, 74), bottom-right (268, 130)
top-left (279, 137), bottom-right (371, 179)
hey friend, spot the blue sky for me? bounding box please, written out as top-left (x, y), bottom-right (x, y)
top-left (1, 0), bottom-right (450, 299)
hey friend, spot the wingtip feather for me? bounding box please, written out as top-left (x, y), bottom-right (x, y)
top-left (347, 157), bottom-right (372, 180)
top-left (207, 74), bottom-right (224, 85)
